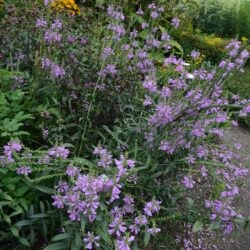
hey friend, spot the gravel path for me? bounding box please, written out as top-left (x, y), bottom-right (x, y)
top-left (215, 127), bottom-right (250, 250)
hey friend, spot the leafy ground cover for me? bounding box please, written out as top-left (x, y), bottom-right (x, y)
top-left (0, 1), bottom-right (250, 249)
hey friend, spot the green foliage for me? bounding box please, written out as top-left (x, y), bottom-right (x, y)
top-left (195, 0), bottom-right (250, 39)
top-left (0, 70), bottom-right (33, 142)
top-left (0, 166), bottom-right (61, 248)
top-left (237, 0), bottom-right (250, 38)
top-left (224, 67), bottom-right (250, 126)
top-left (176, 31), bottom-right (228, 63)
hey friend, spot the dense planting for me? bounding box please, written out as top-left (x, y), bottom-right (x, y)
top-left (0, 1), bottom-right (249, 249)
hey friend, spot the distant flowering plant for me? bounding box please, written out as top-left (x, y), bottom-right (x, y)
top-left (49, 0), bottom-right (80, 15)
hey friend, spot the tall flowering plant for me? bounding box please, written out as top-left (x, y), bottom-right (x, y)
top-left (1, 1), bottom-right (250, 249)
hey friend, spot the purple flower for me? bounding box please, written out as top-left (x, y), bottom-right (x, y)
top-left (51, 19), bottom-right (62, 30)
top-left (160, 141), bottom-right (176, 154)
top-left (94, 146), bottom-right (113, 168)
top-left (107, 5), bottom-right (125, 21)
top-left (56, 181), bottom-right (69, 193)
top-left (129, 224), bottom-right (140, 234)
top-left (182, 176), bottom-right (195, 189)
top-left (50, 63), bottom-right (66, 78)
top-left (123, 195), bottom-right (134, 214)
top-left (44, 0), bottom-right (51, 6)
top-left (102, 47), bottom-right (114, 60)
top-left (141, 22), bottom-right (149, 29)
top-left (99, 64), bottom-right (118, 78)
top-left (240, 50), bottom-right (249, 59)
top-left (116, 236), bottom-right (135, 250)
top-left (16, 166), bottom-right (32, 176)
top-left (41, 58), bottom-right (52, 69)
top-left (52, 194), bottom-right (64, 209)
top-left (240, 105), bottom-right (250, 117)
top-left (110, 184), bottom-right (122, 202)
top-left (223, 223), bottom-right (233, 235)
top-left (108, 215), bottom-right (127, 237)
top-left (191, 50), bottom-right (200, 59)
top-left (135, 215), bottom-right (147, 226)
top-left (149, 104), bottom-right (173, 127)
top-left (200, 166), bottom-right (208, 177)
top-left (161, 32), bottom-right (171, 41)
top-left (67, 35), bottom-right (75, 44)
top-left (144, 199), bottom-right (161, 216)
top-left (148, 227), bottom-right (161, 235)
top-left (143, 95), bottom-right (153, 106)
top-left (44, 30), bottom-right (62, 44)
top-left (171, 17), bottom-right (180, 28)
top-left (136, 8), bottom-right (144, 15)
top-left (143, 76), bottom-right (157, 92)
top-left (107, 24), bottom-right (126, 41)
top-left (36, 18), bottom-right (47, 28)
top-left (48, 146), bottom-right (69, 159)
top-left (161, 86), bottom-right (171, 97)
top-left (66, 164), bottom-right (79, 177)
top-left (150, 11), bottom-right (159, 19)
top-left (148, 3), bottom-right (157, 9)
top-left (84, 232), bottom-right (100, 249)
top-left (3, 141), bottom-right (22, 163)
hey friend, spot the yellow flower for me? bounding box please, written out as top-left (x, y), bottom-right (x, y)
top-left (205, 36), bottom-right (223, 46)
top-left (241, 36), bottom-right (248, 45)
top-left (50, 0), bottom-right (80, 15)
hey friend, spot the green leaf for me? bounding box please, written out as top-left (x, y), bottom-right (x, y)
top-left (0, 201), bottom-right (12, 208)
top-left (10, 226), bottom-right (19, 237)
top-left (139, 29), bottom-right (149, 39)
top-left (3, 214), bottom-right (11, 224)
top-left (0, 168), bottom-right (8, 174)
top-left (193, 220), bottom-right (204, 233)
top-left (207, 221), bottom-right (221, 231)
top-left (9, 209), bottom-right (23, 217)
top-left (144, 228), bottom-right (150, 246)
top-left (0, 93), bottom-right (7, 105)
top-left (95, 221), bottom-right (112, 246)
top-left (29, 213), bottom-right (49, 219)
top-left (14, 186), bottom-right (29, 197)
top-left (52, 233), bottom-right (71, 242)
top-left (15, 220), bottom-right (33, 227)
top-left (148, 51), bottom-right (165, 63)
top-left (133, 240), bottom-right (139, 250)
top-left (102, 125), bottom-right (127, 147)
top-left (159, 25), bottom-right (166, 33)
top-left (212, 183), bottom-right (225, 199)
top-left (95, 0), bottom-right (104, 6)
top-left (80, 216), bottom-right (86, 233)
top-left (19, 237), bottom-right (30, 247)
top-left (19, 198), bottom-right (29, 211)
top-left (44, 242), bottom-right (68, 250)
top-left (0, 192), bottom-right (13, 201)
top-left (187, 198), bottom-right (194, 208)
top-left (75, 232), bottom-right (82, 249)
top-left (74, 158), bottom-right (96, 168)
top-left (168, 40), bottom-right (184, 56)
top-left (32, 185), bottom-right (55, 194)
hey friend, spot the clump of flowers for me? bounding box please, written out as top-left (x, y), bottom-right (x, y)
top-left (41, 57), bottom-right (66, 78)
top-left (50, 0), bottom-right (80, 15)
top-left (51, 145), bottom-right (161, 249)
